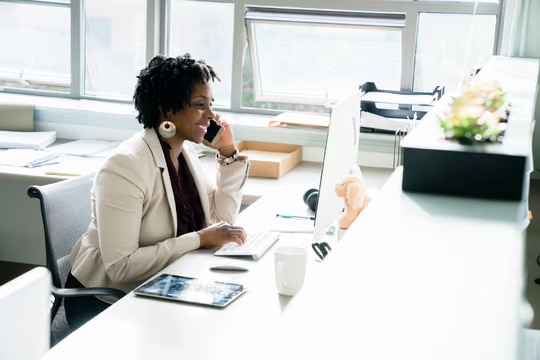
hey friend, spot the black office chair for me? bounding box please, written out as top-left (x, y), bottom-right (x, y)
top-left (27, 173), bottom-right (125, 344)
top-left (535, 254), bottom-right (540, 286)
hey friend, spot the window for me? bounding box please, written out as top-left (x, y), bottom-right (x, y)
top-left (244, 7), bottom-right (404, 107)
top-left (0, 1), bottom-right (70, 93)
top-left (84, 0), bottom-right (147, 100)
top-left (244, 2), bottom-right (500, 110)
top-left (0, 0), bottom-right (503, 114)
top-left (414, 13), bottom-right (497, 94)
top-left (168, 0), bottom-right (234, 108)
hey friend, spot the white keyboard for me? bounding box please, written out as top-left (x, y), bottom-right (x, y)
top-left (214, 231), bottom-right (280, 260)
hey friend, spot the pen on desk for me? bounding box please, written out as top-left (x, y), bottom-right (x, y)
top-left (276, 214), bottom-right (315, 221)
top-left (44, 171), bottom-right (81, 177)
top-left (27, 161), bottom-right (60, 168)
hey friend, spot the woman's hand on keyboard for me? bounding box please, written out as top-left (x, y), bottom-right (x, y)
top-left (197, 222), bottom-right (247, 249)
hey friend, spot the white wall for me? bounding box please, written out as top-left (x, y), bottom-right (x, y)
top-left (526, 2), bottom-right (540, 178)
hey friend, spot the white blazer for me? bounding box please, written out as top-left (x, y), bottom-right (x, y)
top-left (69, 128), bottom-right (249, 295)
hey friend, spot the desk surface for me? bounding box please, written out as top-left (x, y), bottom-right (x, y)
top-left (43, 167), bottom-right (525, 360)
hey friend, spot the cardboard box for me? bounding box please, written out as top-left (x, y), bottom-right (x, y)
top-left (237, 141), bottom-right (302, 178)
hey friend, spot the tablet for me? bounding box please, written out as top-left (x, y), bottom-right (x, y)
top-left (133, 274), bottom-right (246, 308)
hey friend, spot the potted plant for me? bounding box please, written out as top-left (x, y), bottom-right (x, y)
top-left (439, 80), bottom-right (509, 145)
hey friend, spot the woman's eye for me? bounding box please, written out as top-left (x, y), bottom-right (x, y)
top-left (194, 103), bottom-right (205, 109)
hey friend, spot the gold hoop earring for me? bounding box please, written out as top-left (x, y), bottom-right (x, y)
top-left (159, 121), bottom-right (176, 138)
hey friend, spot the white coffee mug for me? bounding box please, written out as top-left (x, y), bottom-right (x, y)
top-left (274, 246), bottom-right (307, 296)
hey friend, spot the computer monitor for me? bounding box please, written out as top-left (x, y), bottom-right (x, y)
top-left (0, 267), bottom-right (51, 360)
top-left (313, 90), bottom-right (362, 242)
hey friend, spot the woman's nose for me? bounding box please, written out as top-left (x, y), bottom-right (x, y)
top-left (205, 106), bottom-right (215, 119)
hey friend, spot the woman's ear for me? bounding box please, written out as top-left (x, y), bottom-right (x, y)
top-left (159, 106), bottom-right (172, 120)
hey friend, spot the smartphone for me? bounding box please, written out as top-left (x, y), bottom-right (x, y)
top-left (204, 120), bottom-right (225, 145)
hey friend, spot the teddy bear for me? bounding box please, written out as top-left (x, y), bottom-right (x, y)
top-left (334, 174), bottom-right (371, 229)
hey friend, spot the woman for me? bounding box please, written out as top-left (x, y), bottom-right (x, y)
top-left (64, 53), bottom-right (250, 328)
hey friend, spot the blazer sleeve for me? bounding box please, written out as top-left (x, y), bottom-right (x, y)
top-left (207, 154), bottom-right (250, 225)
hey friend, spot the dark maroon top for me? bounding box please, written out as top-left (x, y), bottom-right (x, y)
top-left (161, 142), bottom-right (204, 236)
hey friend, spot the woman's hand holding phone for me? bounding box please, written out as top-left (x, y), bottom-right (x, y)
top-left (203, 119), bottom-right (225, 146)
top-left (203, 114), bottom-right (237, 157)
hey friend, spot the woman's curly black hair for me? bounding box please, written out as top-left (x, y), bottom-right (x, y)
top-left (133, 53), bottom-right (220, 129)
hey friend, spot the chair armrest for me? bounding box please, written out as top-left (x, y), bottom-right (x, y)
top-left (51, 285), bottom-right (126, 300)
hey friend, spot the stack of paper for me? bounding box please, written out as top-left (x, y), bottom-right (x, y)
top-left (48, 139), bottom-right (119, 157)
top-left (0, 149), bottom-right (58, 167)
top-left (270, 112), bottom-right (330, 129)
top-left (0, 131), bottom-right (56, 150)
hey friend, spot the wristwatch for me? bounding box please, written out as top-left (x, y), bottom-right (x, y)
top-left (216, 148), bottom-right (239, 165)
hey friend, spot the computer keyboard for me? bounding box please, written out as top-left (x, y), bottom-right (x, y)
top-left (214, 231), bottom-right (280, 260)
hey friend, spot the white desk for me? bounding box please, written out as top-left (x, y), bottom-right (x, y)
top-left (43, 166), bottom-right (526, 360)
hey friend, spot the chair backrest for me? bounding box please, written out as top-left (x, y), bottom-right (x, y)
top-left (27, 173), bottom-right (95, 317)
top-left (0, 267), bottom-right (51, 360)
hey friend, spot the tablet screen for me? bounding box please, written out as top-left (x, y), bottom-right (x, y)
top-left (133, 274), bottom-right (246, 308)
